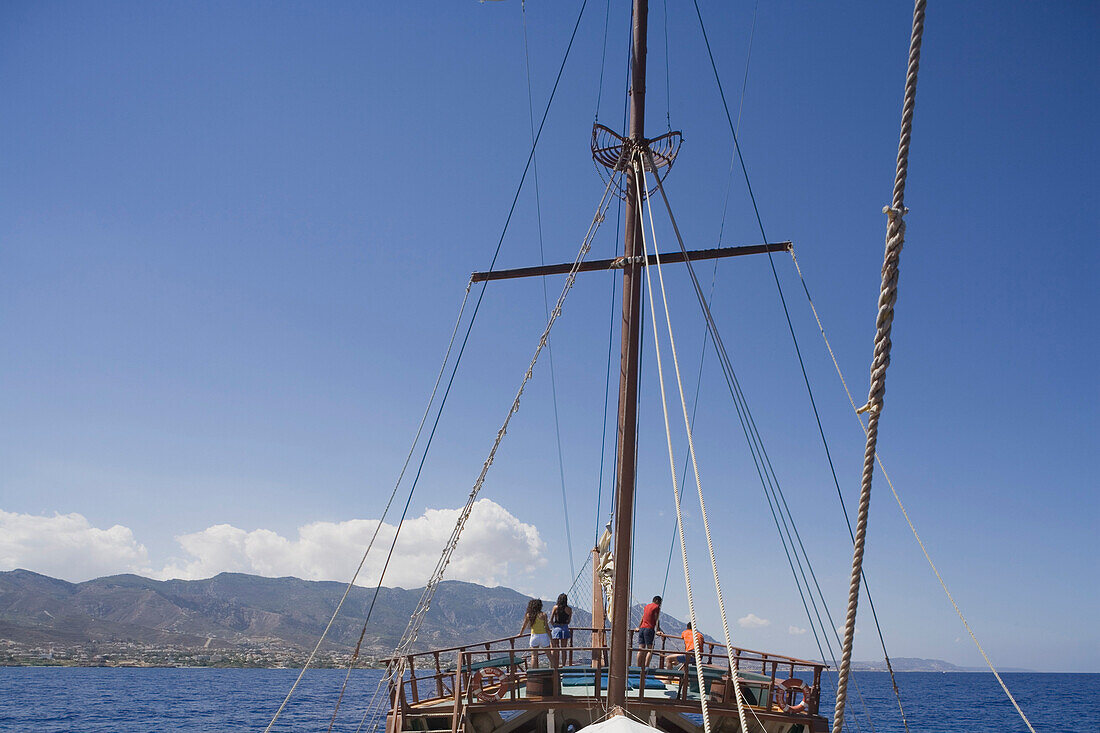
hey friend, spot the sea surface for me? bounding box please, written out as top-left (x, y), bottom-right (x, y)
top-left (0, 668), bottom-right (1094, 732)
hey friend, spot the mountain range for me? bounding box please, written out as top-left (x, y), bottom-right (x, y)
top-left (0, 569), bottom-right (1012, 670)
top-left (0, 569), bottom-right (575, 661)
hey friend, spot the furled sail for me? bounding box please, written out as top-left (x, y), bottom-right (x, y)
top-left (597, 524), bottom-right (614, 623)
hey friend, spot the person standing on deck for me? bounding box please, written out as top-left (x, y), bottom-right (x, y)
top-left (520, 598), bottom-right (554, 668)
top-left (668, 622), bottom-right (704, 668)
top-left (550, 593), bottom-right (573, 666)
top-left (635, 595), bottom-right (662, 668)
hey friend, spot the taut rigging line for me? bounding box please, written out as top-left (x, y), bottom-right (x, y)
top-left (635, 158), bottom-right (757, 733)
top-left (521, 0), bottom-right (576, 582)
top-left (689, 0), bottom-right (910, 728)
top-left (269, 2), bottom-right (598, 729)
top-left (383, 166), bottom-right (622, 710)
top-left (645, 156), bottom-right (873, 733)
top-left (633, 158), bottom-right (714, 733)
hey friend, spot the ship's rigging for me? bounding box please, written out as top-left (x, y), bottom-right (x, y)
top-left (260, 2), bottom-right (1040, 733)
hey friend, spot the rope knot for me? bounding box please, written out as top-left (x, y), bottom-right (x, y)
top-left (856, 401), bottom-right (880, 416)
top-left (882, 205), bottom-right (909, 220)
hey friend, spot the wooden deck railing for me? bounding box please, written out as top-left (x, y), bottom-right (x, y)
top-left (382, 628), bottom-right (825, 732)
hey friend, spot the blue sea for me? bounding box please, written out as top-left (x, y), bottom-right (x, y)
top-left (0, 668), bottom-right (1094, 732)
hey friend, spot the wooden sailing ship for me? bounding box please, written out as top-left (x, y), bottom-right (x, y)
top-left (263, 4), bottom-right (1030, 732)
top-left (382, 2), bottom-right (831, 732)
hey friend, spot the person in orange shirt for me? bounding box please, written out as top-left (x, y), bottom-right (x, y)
top-left (669, 622), bottom-right (704, 668)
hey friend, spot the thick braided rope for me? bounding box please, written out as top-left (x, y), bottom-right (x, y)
top-left (790, 250), bottom-right (908, 733)
top-left (639, 153), bottom-right (757, 733)
top-left (788, 255), bottom-right (1037, 733)
top-left (832, 3), bottom-right (926, 732)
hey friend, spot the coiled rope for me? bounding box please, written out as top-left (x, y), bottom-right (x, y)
top-left (832, 2), bottom-right (926, 732)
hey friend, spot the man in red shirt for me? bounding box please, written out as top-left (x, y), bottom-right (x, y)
top-left (635, 595), bottom-right (662, 668)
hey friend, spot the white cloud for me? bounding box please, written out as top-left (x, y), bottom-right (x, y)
top-left (738, 613), bottom-right (771, 628)
top-left (0, 499), bottom-right (546, 589)
top-left (0, 510), bottom-right (151, 581)
top-left (158, 498), bottom-right (545, 588)
top-left (788, 625), bottom-right (807, 635)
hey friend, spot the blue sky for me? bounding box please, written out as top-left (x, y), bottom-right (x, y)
top-left (1, 1), bottom-right (1097, 672)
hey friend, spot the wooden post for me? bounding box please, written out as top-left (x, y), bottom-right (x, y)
top-left (409, 656), bottom-right (420, 704)
top-left (591, 547), bottom-right (604, 668)
top-left (389, 665), bottom-right (403, 733)
top-left (399, 675), bottom-right (410, 717)
top-left (595, 651), bottom-right (603, 703)
top-left (508, 647), bottom-right (517, 702)
top-left (767, 661), bottom-right (777, 712)
top-left (509, 636), bottom-right (518, 696)
top-left (452, 652), bottom-right (463, 733)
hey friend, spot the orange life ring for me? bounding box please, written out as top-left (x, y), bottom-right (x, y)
top-left (470, 666), bottom-right (511, 702)
top-left (777, 678), bottom-right (812, 714)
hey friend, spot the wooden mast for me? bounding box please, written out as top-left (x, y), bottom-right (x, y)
top-left (608, 0), bottom-right (648, 710)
